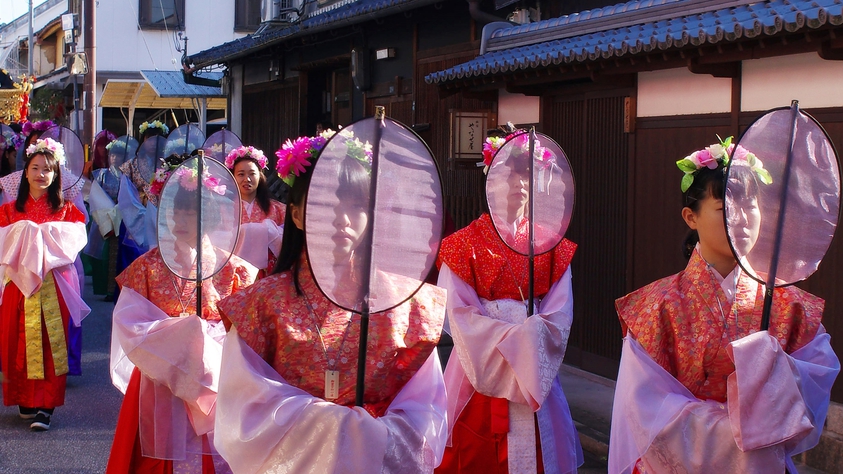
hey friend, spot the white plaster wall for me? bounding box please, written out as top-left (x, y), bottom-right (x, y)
top-left (637, 68), bottom-right (732, 117)
top-left (498, 89), bottom-right (540, 125)
top-left (742, 53), bottom-right (843, 111)
top-left (96, 0), bottom-right (247, 73)
top-left (0, 0), bottom-right (68, 42)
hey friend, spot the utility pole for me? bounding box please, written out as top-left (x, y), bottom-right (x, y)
top-left (27, 0), bottom-right (33, 75)
top-left (83, 0), bottom-right (96, 145)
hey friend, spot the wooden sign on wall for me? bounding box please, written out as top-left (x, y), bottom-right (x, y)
top-left (449, 109), bottom-right (496, 169)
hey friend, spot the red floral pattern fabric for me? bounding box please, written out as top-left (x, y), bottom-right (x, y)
top-left (218, 253), bottom-right (445, 415)
top-left (0, 195), bottom-right (85, 226)
top-left (437, 213), bottom-right (576, 301)
top-left (116, 248), bottom-right (255, 321)
top-left (108, 249), bottom-right (254, 474)
top-left (615, 249), bottom-right (823, 402)
top-left (0, 195), bottom-right (84, 408)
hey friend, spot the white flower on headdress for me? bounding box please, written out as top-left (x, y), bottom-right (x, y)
top-left (706, 143), bottom-right (728, 161)
top-left (26, 138), bottom-right (66, 166)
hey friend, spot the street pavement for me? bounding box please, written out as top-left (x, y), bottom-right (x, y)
top-left (0, 276), bottom-right (120, 473)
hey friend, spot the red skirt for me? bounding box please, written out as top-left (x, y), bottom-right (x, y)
top-left (106, 368), bottom-right (217, 474)
top-left (0, 281), bottom-right (69, 408)
top-left (436, 392), bottom-right (544, 474)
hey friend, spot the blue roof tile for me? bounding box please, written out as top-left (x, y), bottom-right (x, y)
top-left (426, 0), bottom-right (843, 85)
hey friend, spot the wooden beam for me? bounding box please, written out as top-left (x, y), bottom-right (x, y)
top-left (687, 59), bottom-right (740, 78)
top-left (819, 40), bottom-right (843, 60)
top-left (730, 63), bottom-right (742, 138)
top-left (461, 89), bottom-right (498, 101)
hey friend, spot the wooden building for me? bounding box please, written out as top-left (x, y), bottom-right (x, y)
top-left (188, 0), bottom-right (843, 413)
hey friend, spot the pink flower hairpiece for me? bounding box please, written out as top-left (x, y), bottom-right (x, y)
top-left (149, 161), bottom-right (227, 201)
top-left (26, 138), bottom-right (66, 165)
top-left (676, 135), bottom-right (771, 192)
top-left (174, 166), bottom-right (226, 193)
top-left (275, 129), bottom-right (336, 187)
top-left (225, 145), bottom-right (268, 170)
top-left (21, 120), bottom-right (55, 137)
top-left (481, 129), bottom-right (556, 174)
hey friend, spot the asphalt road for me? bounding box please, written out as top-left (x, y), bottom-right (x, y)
top-left (0, 276), bottom-right (120, 473)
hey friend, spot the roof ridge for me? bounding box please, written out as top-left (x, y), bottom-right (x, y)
top-left (488, 0), bottom-right (763, 52)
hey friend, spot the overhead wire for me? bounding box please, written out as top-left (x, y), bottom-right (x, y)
top-left (156, 0), bottom-right (179, 70)
top-left (123, 0), bottom-right (157, 69)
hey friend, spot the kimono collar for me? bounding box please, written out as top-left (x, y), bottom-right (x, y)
top-left (695, 243), bottom-right (741, 303)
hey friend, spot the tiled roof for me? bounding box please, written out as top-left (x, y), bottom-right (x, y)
top-left (187, 0), bottom-right (438, 70)
top-left (141, 71), bottom-right (224, 98)
top-left (426, 0), bottom-right (843, 85)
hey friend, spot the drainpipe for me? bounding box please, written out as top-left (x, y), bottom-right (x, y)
top-left (467, 0), bottom-right (515, 55)
top-left (467, 0), bottom-right (509, 25)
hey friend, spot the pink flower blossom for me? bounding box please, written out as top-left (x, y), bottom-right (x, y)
top-left (225, 145), bottom-right (267, 169)
top-left (177, 168), bottom-right (199, 191)
top-left (276, 137), bottom-right (313, 179)
top-left (696, 149), bottom-right (718, 169)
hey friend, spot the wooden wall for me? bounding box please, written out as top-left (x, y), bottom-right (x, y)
top-left (634, 109), bottom-right (843, 402)
top-left (242, 80), bottom-right (300, 161)
top-left (788, 108), bottom-right (843, 402)
top-left (543, 91), bottom-right (631, 378)
top-left (416, 50), bottom-right (496, 231)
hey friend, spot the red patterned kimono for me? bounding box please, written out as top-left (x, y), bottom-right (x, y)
top-left (0, 197), bottom-right (85, 409)
top-left (218, 252), bottom-right (445, 415)
top-left (435, 213), bottom-right (577, 474)
top-left (107, 248), bottom-right (257, 474)
top-left (239, 198), bottom-right (285, 277)
top-left (613, 249), bottom-right (824, 473)
top-left (616, 249), bottom-right (821, 403)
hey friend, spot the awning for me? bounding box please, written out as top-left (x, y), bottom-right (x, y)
top-left (98, 70), bottom-right (226, 109)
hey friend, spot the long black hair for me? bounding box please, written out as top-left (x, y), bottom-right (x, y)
top-left (17, 150), bottom-right (64, 213)
top-left (271, 157), bottom-right (319, 294)
top-left (681, 163), bottom-right (759, 259)
top-left (233, 157), bottom-right (272, 214)
top-left (272, 154), bottom-right (371, 294)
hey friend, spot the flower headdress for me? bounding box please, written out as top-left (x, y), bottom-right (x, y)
top-left (337, 129), bottom-right (373, 173)
top-left (26, 137), bottom-right (66, 166)
top-left (481, 122), bottom-right (529, 174)
top-left (676, 135), bottom-right (772, 192)
top-left (21, 120), bottom-right (55, 137)
top-left (1, 131), bottom-right (20, 151)
top-left (148, 154), bottom-right (187, 201)
top-left (275, 129), bottom-right (336, 187)
top-left (171, 162), bottom-right (227, 196)
top-left (225, 145), bottom-right (268, 170)
top-left (148, 154), bottom-right (226, 202)
top-left (139, 120), bottom-right (169, 136)
top-left (105, 138), bottom-right (122, 151)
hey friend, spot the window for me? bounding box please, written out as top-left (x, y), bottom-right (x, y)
top-left (139, 0), bottom-right (184, 30)
top-left (234, 0), bottom-right (261, 31)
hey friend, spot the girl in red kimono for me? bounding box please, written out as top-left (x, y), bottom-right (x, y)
top-left (213, 135), bottom-right (448, 473)
top-left (107, 180), bottom-right (258, 474)
top-left (0, 138), bottom-right (87, 431)
top-left (225, 146), bottom-right (285, 277)
top-left (609, 138), bottom-right (840, 473)
top-left (435, 129), bottom-right (582, 474)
